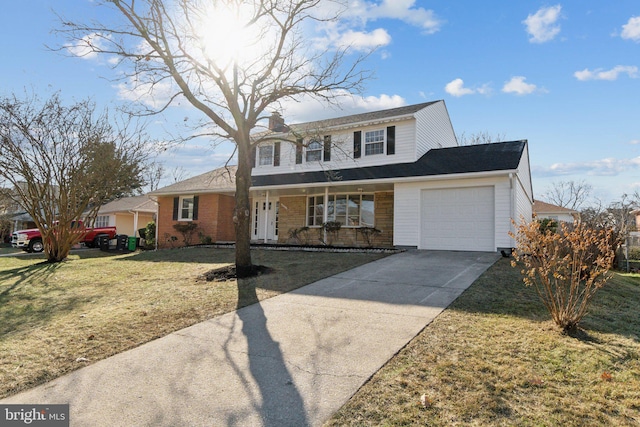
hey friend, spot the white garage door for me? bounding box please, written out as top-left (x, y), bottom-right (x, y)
top-left (420, 186), bottom-right (495, 251)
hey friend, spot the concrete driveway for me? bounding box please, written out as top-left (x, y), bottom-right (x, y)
top-left (1, 250), bottom-right (499, 426)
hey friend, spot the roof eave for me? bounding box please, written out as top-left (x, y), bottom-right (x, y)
top-left (250, 169), bottom-right (517, 192)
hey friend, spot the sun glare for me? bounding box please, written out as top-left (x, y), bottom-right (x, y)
top-left (194, 3), bottom-right (264, 67)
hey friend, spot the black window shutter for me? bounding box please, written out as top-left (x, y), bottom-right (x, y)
top-left (250, 146), bottom-right (257, 167)
top-left (295, 139), bottom-right (303, 164)
top-left (192, 196), bottom-right (199, 220)
top-left (172, 197), bottom-right (179, 220)
top-left (353, 131), bottom-right (361, 159)
top-left (323, 135), bottom-right (331, 161)
top-left (386, 126), bottom-right (395, 155)
top-left (273, 142), bottom-right (280, 166)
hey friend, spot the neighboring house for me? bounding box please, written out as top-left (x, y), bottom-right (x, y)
top-left (149, 101), bottom-right (534, 252)
top-left (148, 168), bottom-right (237, 246)
top-left (632, 209), bottom-right (640, 232)
top-left (95, 195), bottom-right (157, 238)
top-left (532, 200), bottom-right (579, 223)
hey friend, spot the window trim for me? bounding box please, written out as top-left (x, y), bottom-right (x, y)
top-left (364, 129), bottom-right (385, 156)
top-left (95, 215), bottom-right (110, 228)
top-left (305, 139), bottom-right (323, 162)
top-left (258, 145), bottom-right (274, 167)
top-left (307, 193), bottom-right (375, 228)
top-left (178, 195), bottom-right (195, 221)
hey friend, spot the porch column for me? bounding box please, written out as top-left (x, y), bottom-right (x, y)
top-left (323, 187), bottom-right (329, 243)
top-left (263, 191), bottom-right (270, 243)
top-left (133, 211), bottom-right (139, 237)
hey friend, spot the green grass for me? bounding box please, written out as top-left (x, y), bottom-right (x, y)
top-left (326, 259), bottom-right (640, 426)
top-left (0, 247), bottom-right (388, 398)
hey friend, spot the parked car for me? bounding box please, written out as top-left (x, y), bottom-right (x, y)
top-left (11, 221), bottom-right (118, 253)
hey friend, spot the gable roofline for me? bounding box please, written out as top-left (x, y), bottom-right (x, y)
top-left (148, 165), bottom-right (237, 196)
top-left (532, 200), bottom-right (578, 215)
top-left (98, 196), bottom-right (157, 214)
top-left (259, 101), bottom-right (441, 139)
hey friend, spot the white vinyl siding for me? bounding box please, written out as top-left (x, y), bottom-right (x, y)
top-left (251, 120), bottom-right (419, 176)
top-left (394, 176), bottom-right (515, 251)
top-left (414, 100), bottom-right (458, 158)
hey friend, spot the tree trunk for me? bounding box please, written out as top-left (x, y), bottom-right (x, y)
top-left (234, 137), bottom-right (253, 277)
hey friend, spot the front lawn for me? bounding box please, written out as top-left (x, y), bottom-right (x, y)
top-left (0, 247), bottom-right (388, 398)
top-left (326, 258), bottom-right (640, 426)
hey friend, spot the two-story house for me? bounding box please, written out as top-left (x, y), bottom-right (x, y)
top-left (149, 101), bottom-right (533, 252)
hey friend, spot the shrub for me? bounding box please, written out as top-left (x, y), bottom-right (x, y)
top-left (288, 226), bottom-right (312, 245)
top-left (144, 221), bottom-right (156, 248)
top-left (510, 219), bottom-right (615, 334)
top-left (319, 221), bottom-right (342, 245)
top-left (358, 227), bottom-right (381, 247)
top-left (173, 222), bottom-right (199, 246)
top-left (198, 232), bottom-right (213, 245)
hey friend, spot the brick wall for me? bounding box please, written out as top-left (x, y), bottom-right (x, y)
top-left (277, 196), bottom-right (307, 243)
top-left (276, 191), bottom-right (395, 248)
top-left (156, 194), bottom-right (236, 248)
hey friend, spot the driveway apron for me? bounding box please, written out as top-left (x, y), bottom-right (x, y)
top-left (1, 250), bottom-right (499, 426)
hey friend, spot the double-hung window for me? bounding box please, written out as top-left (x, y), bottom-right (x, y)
top-left (258, 145), bottom-right (274, 166)
top-left (364, 129), bottom-right (385, 155)
top-left (306, 139), bottom-right (322, 162)
top-left (179, 196), bottom-right (194, 220)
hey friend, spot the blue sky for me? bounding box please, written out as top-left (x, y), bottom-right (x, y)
top-left (1, 1), bottom-right (639, 204)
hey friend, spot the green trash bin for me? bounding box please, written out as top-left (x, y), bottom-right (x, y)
top-left (127, 236), bottom-right (137, 251)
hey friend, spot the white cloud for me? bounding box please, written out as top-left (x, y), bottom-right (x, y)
top-left (280, 92), bottom-right (406, 123)
top-left (65, 33), bottom-right (109, 60)
top-left (502, 76), bottom-right (538, 95)
top-left (335, 28), bottom-right (392, 51)
top-left (534, 156), bottom-right (640, 177)
top-left (621, 16), bottom-right (640, 42)
top-left (115, 78), bottom-right (179, 109)
top-left (523, 5), bottom-right (562, 43)
top-left (444, 78), bottom-right (491, 97)
top-left (630, 139), bottom-right (640, 145)
top-left (574, 65), bottom-right (638, 81)
top-left (358, 0), bottom-right (444, 34)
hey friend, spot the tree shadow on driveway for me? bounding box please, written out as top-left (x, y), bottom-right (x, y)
top-left (227, 278), bottom-right (309, 426)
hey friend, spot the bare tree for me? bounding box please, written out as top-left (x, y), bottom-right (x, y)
top-left (0, 92), bottom-right (149, 262)
top-left (169, 165), bottom-right (190, 183)
top-left (144, 160), bottom-right (165, 192)
top-left (580, 194), bottom-right (637, 267)
top-left (457, 131), bottom-right (505, 146)
top-left (57, 0), bottom-right (369, 276)
top-left (544, 180), bottom-right (593, 211)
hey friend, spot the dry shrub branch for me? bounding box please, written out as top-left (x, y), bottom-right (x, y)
top-left (510, 219), bottom-right (615, 334)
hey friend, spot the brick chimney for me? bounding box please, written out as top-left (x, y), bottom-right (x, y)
top-left (268, 111), bottom-right (287, 132)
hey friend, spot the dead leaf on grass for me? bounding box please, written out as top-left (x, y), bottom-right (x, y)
top-left (601, 371), bottom-right (612, 382)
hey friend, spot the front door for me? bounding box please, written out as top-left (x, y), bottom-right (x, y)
top-left (252, 198), bottom-right (279, 242)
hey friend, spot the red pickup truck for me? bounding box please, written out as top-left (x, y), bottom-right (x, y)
top-left (11, 221), bottom-right (118, 253)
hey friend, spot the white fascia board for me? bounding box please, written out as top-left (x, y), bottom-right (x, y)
top-left (250, 169), bottom-right (517, 192)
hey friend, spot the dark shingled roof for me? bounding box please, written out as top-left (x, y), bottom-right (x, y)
top-left (252, 140), bottom-right (527, 188)
top-left (292, 101), bottom-right (437, 129)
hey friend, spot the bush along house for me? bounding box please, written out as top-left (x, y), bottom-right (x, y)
top-left (148, 101), bottom-right (533, 251)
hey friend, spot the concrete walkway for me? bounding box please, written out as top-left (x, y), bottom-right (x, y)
top-left (1, 250), bottom-right (499, 426)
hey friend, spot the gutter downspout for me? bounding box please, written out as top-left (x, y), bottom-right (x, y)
top-left (509, 173), bottom-right (516, 247)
